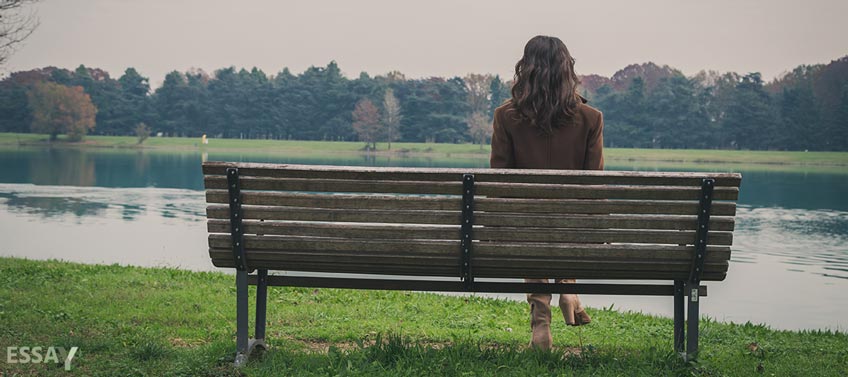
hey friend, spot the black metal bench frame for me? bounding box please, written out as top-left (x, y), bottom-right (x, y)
top-left (222, 167), bottom-right (717, 366)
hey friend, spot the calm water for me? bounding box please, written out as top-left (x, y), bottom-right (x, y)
top-left (1, 146), bottom-right (846, 331)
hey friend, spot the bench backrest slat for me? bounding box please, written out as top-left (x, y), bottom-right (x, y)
top-left (204, 176), bottom-right (739, 201)
top-left (206, 191), bottom-right (737, 216)
top-left (202, 162), bottom-right (743, 187)
top-left (206, 220), bottom-right (734, 245)
top-left (206, 205), bottom-right (734, 231)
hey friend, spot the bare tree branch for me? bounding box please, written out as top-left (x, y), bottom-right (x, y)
top-left (0, 0), bottom-right (40, 66)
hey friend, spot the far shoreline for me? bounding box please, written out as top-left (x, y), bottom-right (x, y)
top-left (2, 132), bottom-right (847, 169)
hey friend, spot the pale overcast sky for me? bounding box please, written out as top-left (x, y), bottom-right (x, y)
top-left (5, 0), bottom-right (847, 86)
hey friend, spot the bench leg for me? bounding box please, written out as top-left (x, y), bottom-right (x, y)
top-left (673, 280), bottom-right (685, 354)
top-left (234, 269), bottom-right (250, 367)
top-left (234, 270), bottom-right (270, 367)
top-left (254, 269), bottom-right (269, 344)
top-left (684, 282), bottom-right (700, 361)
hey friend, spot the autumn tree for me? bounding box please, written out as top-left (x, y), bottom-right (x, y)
top-left (464, 73), bottom-right (493, 115)
top-left (466, 111), bottom-right (491, 150)
top-left (352, 98), bottom-right (381, 151)
top-left (26, 82), bottom-right (97, 141)
top-left (135, 122), bottom-right (150, 144)
top-left (464, 73), bottom-right (493, 147)
top-left (382, 88), bottom-right (401, 150)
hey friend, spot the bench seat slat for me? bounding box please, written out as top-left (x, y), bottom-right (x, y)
top-left (202, 162), bottom-right (743, 187)
top-left (206, 205), bottom-right (735, 231)
top-left (204, 190), bottom-right (737, 216)
top-left (203, 176), bottom-right (739, 200)
top-left (206, 220), bottom-right (734, 245)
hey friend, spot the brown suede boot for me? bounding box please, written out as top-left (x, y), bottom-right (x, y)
top-left (526, 286), bottom-right (553, 350)
top-left (557, 279), bottom-right (592, 326)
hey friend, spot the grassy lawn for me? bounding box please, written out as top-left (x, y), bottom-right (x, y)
top-left (0, 258), bottom-right (845, 376)
top-left (2, 132), bottom-right (847, 167)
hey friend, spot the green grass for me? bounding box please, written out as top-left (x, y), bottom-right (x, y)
top-left (0, 258), bottom-right (845, 376)
top-left (2, 132), bottom-right (848, 168)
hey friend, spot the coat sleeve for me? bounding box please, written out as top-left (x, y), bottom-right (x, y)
top-left (582, 111), bottom-right (604, 170)
top-left (489, 108), bottom-right (515, 169)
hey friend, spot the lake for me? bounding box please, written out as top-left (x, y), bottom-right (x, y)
top-left (1, 146), bottom-right (846, 331)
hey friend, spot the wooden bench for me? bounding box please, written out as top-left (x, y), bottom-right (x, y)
top-left (202, 161), bottom-right (742, 366)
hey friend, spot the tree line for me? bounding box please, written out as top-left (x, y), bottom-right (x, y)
top-left (0, 57), bottom-right (846, 151)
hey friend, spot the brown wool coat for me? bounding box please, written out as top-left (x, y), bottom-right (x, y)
top-left (489, 98), bottom-right (605, 171)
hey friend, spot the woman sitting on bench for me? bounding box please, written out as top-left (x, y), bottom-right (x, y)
top-left (490, 35), bottom-right (604, 349)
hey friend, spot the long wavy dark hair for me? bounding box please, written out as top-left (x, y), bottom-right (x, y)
top-left (510, 35), bottom-right (582, 135)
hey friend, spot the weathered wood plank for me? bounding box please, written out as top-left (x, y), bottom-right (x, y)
top-left (207, 220), bottom-right (458, 240)
top-left (204, 191), bottom-right (737, 216)
top-left (208, 245), bottom-right (730, 264)
top-left (474, 267), bottom-right (727, 280)
top-left (475, 213), bottom-right (735, 231)
top-left (208, 235), bottom-right (730, 261)
top-left (209, 252), bottom-right (727, 273)
top-left (209, 249), bottom-right (458, 266)
top-left (209, 256), bottom-right (727, 280)
top-left (251, 276), bottom-right (710, 295)
top-left (204, 176), bottom-right (738, 200)
top-left (206, 220), bottom-right (733, 246)
top-left (476, 182), bottom-right (738, 201)
top-left (205, 205), bottom-right (734, 231)
top-left (210, 249), bottom-right (726, 267)
top-left (204, 176), bottom-right (462, 195)
top-left (207, 254), bottom-right (728, 275)
top-left (478, 197), bottom-right (737, 216)
top-left (208, 234), bottom-right (457, 254)
top-left (209, 256), bottom-right (459, 277)
top-left (210, 250), bottom-right (458, 266)
top-left (475, 243), bottom-right (731, 260)
top-left (202, 162), bottom-right (742, 187)
top-left (206, 205), bottom-right (461, 225)
top-left (206, 191), bottom-right (460, 211)
top-left (475, 227), bottom-right (733, 246)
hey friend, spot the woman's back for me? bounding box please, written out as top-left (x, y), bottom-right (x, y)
top-left (490, 98), bottom-right (604, 170)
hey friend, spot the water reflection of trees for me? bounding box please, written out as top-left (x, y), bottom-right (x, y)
top-left (28, 148), bottom-right (96, 186)
top-left (0, 192), bottom-right (108, 218)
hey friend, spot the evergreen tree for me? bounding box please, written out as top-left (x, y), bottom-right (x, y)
top-left (488, 75), bottom-right (510, 120)
top-left (721, 73), bottom-right (782, 150)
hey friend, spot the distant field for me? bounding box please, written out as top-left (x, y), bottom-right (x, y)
top-left (2, 132), bottom-right (847, 167)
